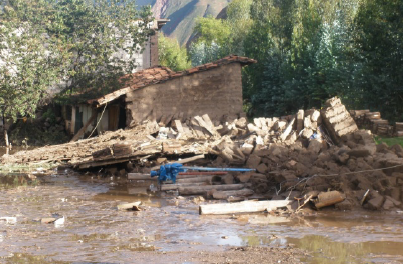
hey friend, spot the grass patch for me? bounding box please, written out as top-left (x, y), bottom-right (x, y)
top-left (0, 161), bottom-right (59, 174)
top-left (374, 136), bottom-right (403, 147)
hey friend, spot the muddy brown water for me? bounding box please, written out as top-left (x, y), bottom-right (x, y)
top-left (0, 171), bottom-right (402, 264)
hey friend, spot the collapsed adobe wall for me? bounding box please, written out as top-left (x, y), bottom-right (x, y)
top-left (124, 63), bottom-right (244, 125)
top-left (2, 97), bottom-right (403, 211)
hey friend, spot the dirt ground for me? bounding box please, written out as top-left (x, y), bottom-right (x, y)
top-left (128, 246), bottom-right (307, 264)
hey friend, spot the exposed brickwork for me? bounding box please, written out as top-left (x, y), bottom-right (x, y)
top-left (150, 34), bottom-right (159, 67)
top-left (125, 63), bottom-right (244, 123)
top-left (321, 97), bottom-right (358, 143)
top-left (89, 55), bottom-right (256, 106)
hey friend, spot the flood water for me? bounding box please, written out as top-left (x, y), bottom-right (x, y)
top-left (0, 171), bottom-right (402, 264)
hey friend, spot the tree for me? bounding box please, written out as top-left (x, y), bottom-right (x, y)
top-left (0, 0), bottom-right (155, 146)
top-left (48, 0), bottom-right (155, 96)
top-left (354, 0), bottom-right (403, 121)
top-left (189, 0), bottom-right (253, 66)
top-left (0, 1), bottom-right (63, 147)
top-left (158, 33), bottom-right (191, 71)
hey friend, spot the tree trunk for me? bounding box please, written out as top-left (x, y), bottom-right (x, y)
top-left (4, 128), bottom-right (9, 148)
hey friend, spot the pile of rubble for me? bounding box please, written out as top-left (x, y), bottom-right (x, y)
top-left (2, 97), bottom-right (403, 211)
top-left (351, 109), bottom-right (403, 137)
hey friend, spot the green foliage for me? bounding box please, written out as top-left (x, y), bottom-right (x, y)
top-left (41, 108), bottom-right (56, 124)
top-left (0, 1), bottom-right (62, 123)
top-left (10, 119), bottom-right (69, 146)
top-left (0, 0), bottom-right (155, 126)
top-left (194, 16), bottom-right (231, 47)
top-left (189, 0), bottom-right (403, 120)
top-left (189, 0), bottom-right (253, 66)
top-left (354, 0), bottom-right (403, 121)
top-left (374, 136), bottom-right (403, 148)
top-left (158, 33), bottom-right (191, 71)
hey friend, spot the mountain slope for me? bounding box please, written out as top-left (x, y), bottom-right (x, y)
top-left (138, 0), bottom-right (229, 45)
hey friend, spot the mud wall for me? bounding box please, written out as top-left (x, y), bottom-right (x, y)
top-left (125, 63), bottom-right (244, 124)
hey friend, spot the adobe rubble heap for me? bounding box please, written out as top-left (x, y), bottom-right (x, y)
top-left (1, 97), bottom-right (403, 211)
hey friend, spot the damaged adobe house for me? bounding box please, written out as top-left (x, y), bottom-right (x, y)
top-left (65, 55), bottom-right (256, 140)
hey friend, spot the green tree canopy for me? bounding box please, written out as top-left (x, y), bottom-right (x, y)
top-left (0, 0), bottom-right (155, 118)
top-left (158, 33), bottom-right (191, 71)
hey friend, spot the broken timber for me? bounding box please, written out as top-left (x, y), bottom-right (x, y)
top-left (127, 172), bottom-right (222, 181)
top-left (179, 184), bottom-right (244, 195)
top-left (70, 110), bottom-right (98, 142)
top-left (150, 154), bottom-right (205, 170)
top-left (160, 182), bottom-right (207, 191)
top-left (199, 200), bottom-right (292, 215)
top-left (76, 153), bottom-right (205, 170)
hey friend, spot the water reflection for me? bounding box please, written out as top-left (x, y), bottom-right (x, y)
top-left (0, 174), bottom-right (39, 189)
top-left (2, 253), bottom-right (69, 264)
top-left (288, 235), bottom-right (403, 264)
top-left (1, 172), bottom-right (403, 264)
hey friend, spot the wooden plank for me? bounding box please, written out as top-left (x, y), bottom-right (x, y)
top-left (113, 143), bottom-right (133, 156)
top-left (160, 182), bottom-right (207, 191)
top-left (92, 147), bottom-right (112, 159)
top-left (194, 115), bottom-right (214, 136)
top-left (150, 154), bottom-right (205, 170)
top-left (127, 172), bottom-right (219, 181)
top-left (117, 201), bottom-right (141, 211)
top-left (77, 157), bottom-right (130, 169)
top-left (199, 200), bottom-right (292, 215)
top-left (179, 184), bottom-right (244, 195)
top-left (70, 108), bottom-right (97, 141)
top-left (176, 175), bottom-right (213, 184)
top-left (128, 173), bottom-right (156, 180)
top-left (162, 142), bottom-right (182, 154)
top-left (108, 105), bottom-right (120, 131)
top-left (212, 189), bottom-right (254, 199)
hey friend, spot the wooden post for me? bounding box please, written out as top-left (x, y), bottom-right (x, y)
top-left (70, 109), bottom-right (98, 142)
top-left (4, 128), bottom-right (9, 149)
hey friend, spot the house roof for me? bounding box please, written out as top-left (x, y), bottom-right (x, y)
top-left (89, 55), bottom-right (256, 106)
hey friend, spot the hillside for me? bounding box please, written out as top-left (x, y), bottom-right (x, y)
top-left (138, 0), bottom-right (229, 45)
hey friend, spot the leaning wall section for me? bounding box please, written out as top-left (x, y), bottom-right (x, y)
top-left (125, 63), bottom-right (244, 124)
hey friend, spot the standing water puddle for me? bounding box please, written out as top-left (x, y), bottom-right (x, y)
top-left (0, 172), bottom-right (402, 263)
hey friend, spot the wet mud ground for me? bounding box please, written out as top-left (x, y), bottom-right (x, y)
top-left (1, 170), bottom-right (403, 264)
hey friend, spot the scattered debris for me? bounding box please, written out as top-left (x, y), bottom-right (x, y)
top-left (0, 217), bottom-right (17, 224)
top-left (313, 191), bottom-right (345, 209)
top-left (117, 201), bottom-right (142, 211)
top-left (3, 96), bottom-right (403, 212)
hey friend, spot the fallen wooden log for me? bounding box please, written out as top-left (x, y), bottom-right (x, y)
top-left (314, 191), bottom-right (345, 209)
top-left (160, 182), bottom-right (207, 191)
top-left (179, 184), bottom-right (244, 195)
top-left (199, 200), bottom-right (292, 215)
top-left (212, 189), bottom-right (254, 199)
top-left (176, 176), bottom-right (213, 184)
